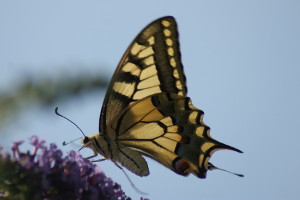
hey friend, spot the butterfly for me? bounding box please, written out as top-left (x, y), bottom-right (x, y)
top-left (83, 16), bottom-right (242, 178)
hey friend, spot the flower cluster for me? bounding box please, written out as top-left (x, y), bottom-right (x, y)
top-left (0, 136), bottom-right (131, 200)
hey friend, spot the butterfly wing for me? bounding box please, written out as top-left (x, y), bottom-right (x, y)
top-left (99, 16), bottom-right (187, 134)
top-left (110, 93), bottom-right (242, 178)
top-left (90, 16), bottom-right (242, 178)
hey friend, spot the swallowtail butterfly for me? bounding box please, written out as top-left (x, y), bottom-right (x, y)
top-left (83, 16), bottom-right (242, 178)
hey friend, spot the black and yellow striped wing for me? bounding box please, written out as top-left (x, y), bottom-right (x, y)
top-left (88, 16), bottom-right (242, 179)
top-left (111, 93), bottom-right (241, 178)
top-left (99, 16), bottom-right (186, 134)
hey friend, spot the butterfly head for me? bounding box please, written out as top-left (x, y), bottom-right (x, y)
top-left (82, 136), bottom-right (90, 145)
top-left (81, 134), bottom-right (98, 149)
top-left (81, 134), bottom-right (109, 159)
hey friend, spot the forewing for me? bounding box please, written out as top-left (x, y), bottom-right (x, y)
top-left (111, 93), bottom-right (242, 178)
top-left (100, 16), bottom-right (187, 133)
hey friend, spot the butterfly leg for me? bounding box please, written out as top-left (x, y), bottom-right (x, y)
top-left (85, 154), bottom-right (98, 160)
top-left (92, 158), bottom-right (106, 162)
top-left (85, 153), bottom-right (106, 162)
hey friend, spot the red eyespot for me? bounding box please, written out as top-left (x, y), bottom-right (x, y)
top-left (173, 158), bottom-right (190, 175)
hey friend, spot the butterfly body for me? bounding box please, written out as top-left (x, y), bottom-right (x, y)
top-left (83, 16), bottom-right (242, 179)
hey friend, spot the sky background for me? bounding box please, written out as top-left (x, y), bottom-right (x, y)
top-left (1, 1), bottom-right (300, 200)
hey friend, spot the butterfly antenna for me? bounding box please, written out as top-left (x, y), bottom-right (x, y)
top-left (55, 107), bottom-right (87, 146)
top-left (208, 163), bottom-right (244, 177)
top-left (62, 137), bottom-right (82, 146)
top-left (114, 163), bottom-right (148, 195)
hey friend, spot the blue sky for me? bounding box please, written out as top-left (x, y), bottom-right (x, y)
top-left (1, 1), bottom-right (300, 200)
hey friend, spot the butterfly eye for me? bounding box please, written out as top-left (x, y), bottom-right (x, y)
top-left (83, 136), bottom-right (90, 144)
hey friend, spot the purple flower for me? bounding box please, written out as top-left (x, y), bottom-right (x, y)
top-left (29, 135), bottom-right (46, 155)
top-left (0, 136), bottom-right (142, 200)
top-left (11, 140), bottom-right (23, 159)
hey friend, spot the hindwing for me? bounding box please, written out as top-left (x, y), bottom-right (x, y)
top-left (99, 16), bottom-right (187, 134)
top-left (110, 93), bottom-right (241, 178)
